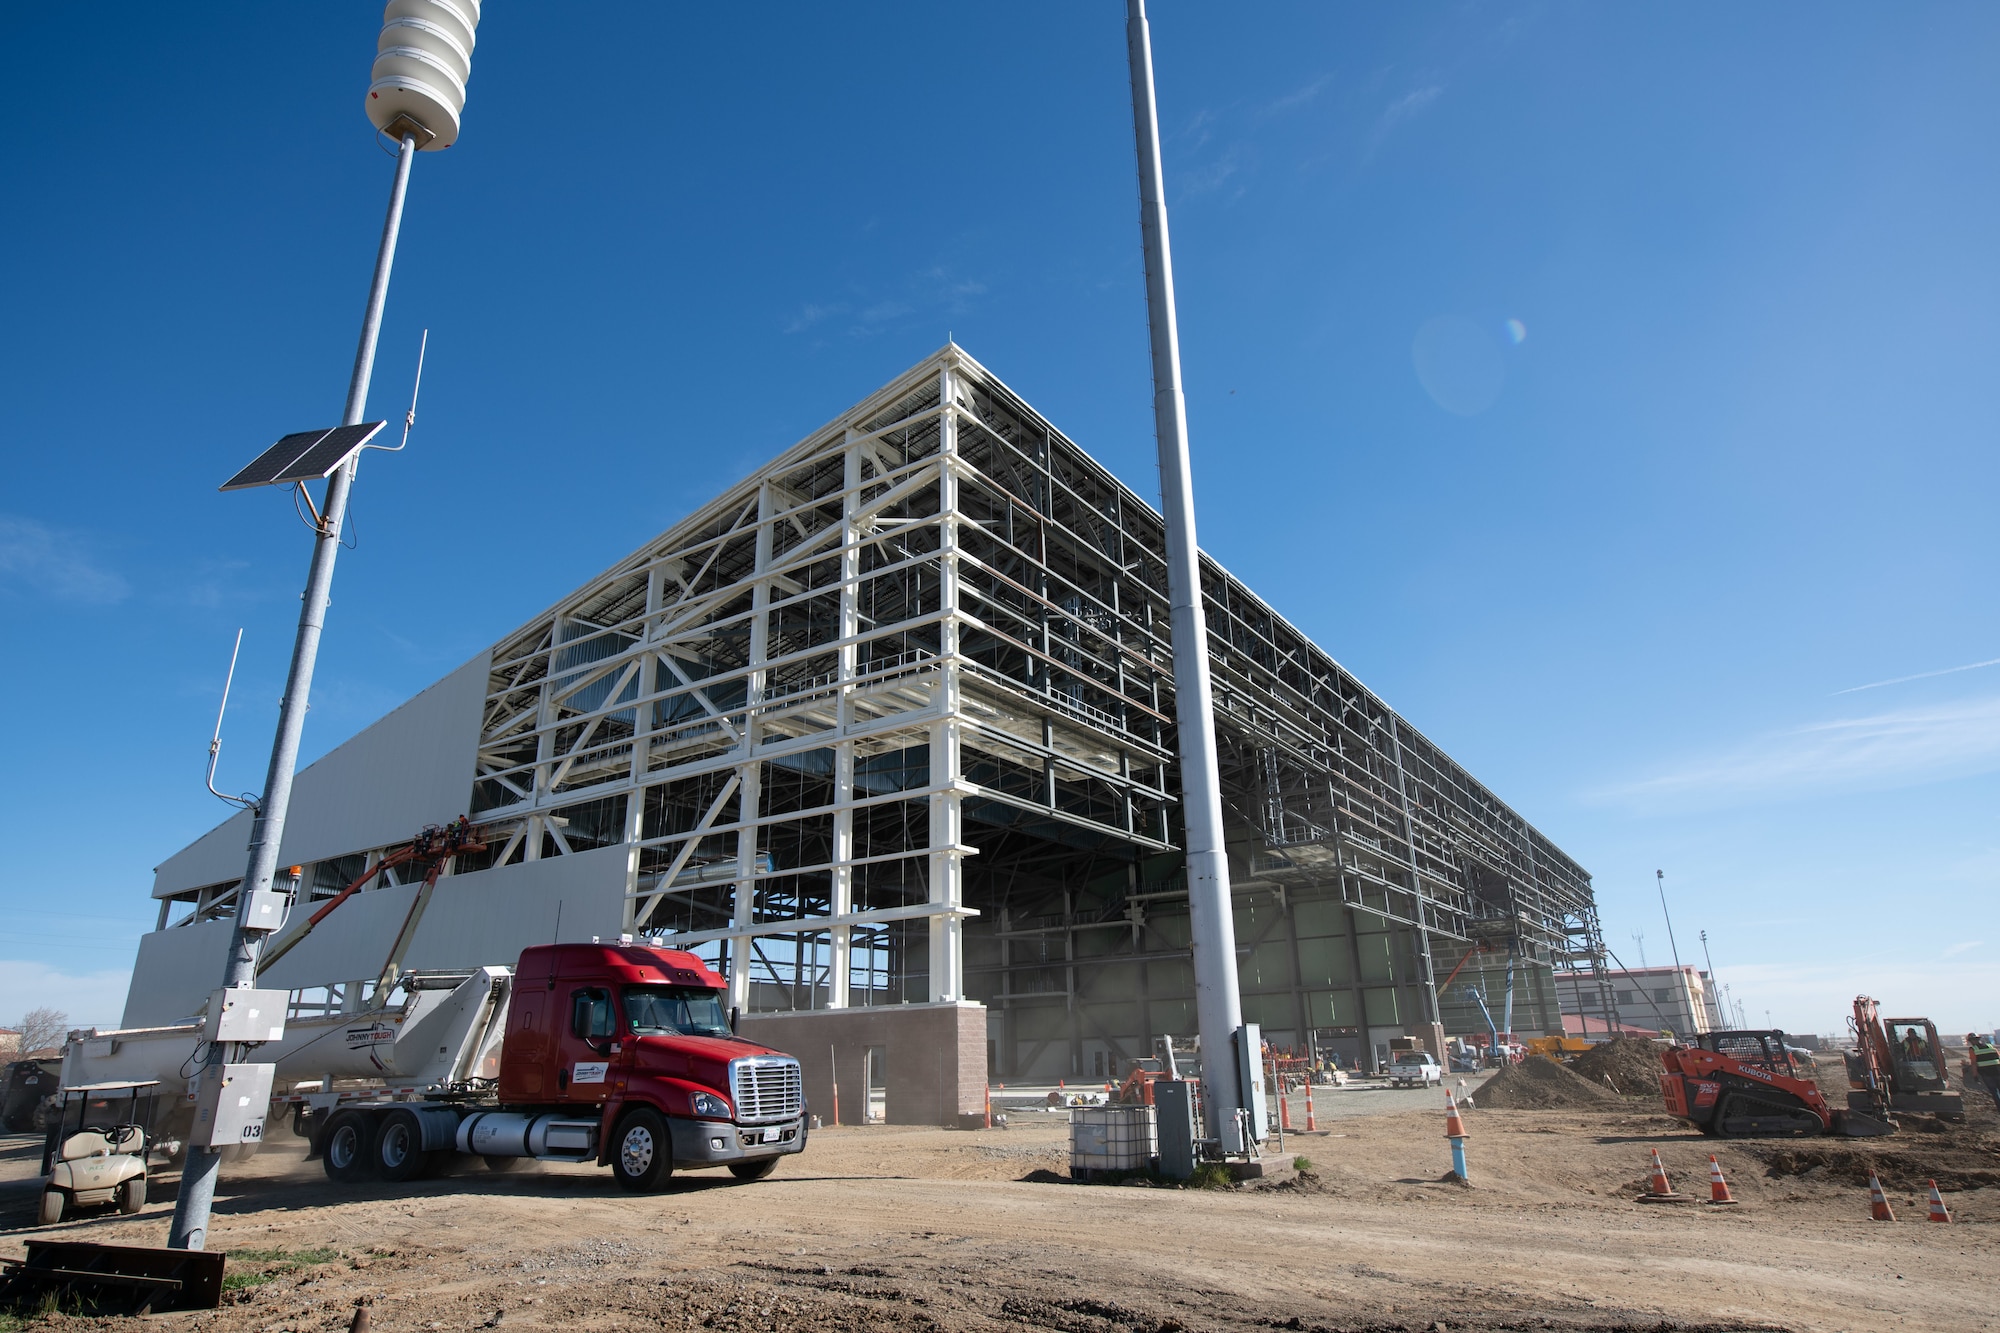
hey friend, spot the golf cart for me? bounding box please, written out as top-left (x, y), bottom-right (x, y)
top-left (37, 1081), bottom-right (168, 1226)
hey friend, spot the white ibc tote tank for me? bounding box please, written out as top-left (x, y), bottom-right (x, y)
top-left (365, 0), bottom-right (481, 148)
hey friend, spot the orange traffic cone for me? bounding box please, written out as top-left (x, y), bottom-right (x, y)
top-left (1647, 1149), bottom-right (1674, 1195)
top-left (1304, 1081), bottom-right (1317, 1132)
top-left (1443, 1091), bottom-right (1468, 1139)
top-left (1925, 1180), bottom-right (1951, 1223)
top-left (1867, 1170), bottom-right (1896, 1222)
top-left (984, 1084), bottom-right (992, 1130)
top-left (1279, 1091), bottom-right (1293, 1130)
top-left (1706, 1155), bottom-right (1736, 1205)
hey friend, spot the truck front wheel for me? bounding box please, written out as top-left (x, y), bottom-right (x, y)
top-left (611, 1108), bottom-right (673, 1192)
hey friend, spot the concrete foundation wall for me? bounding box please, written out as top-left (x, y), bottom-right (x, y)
top-left (739, 1003), bottom-right (987, 1128)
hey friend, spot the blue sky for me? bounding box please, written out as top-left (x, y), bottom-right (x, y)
top-left (3, 4), bottom-right (1996, 1040)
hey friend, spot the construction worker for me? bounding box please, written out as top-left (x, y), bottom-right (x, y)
top-left (1968, 1034), bottom-right (2000, 1111)
top-left (1900, 1028), bottom-right (1930, 1064)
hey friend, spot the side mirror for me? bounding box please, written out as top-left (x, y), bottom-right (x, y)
top-left (729, 1006), bottom-right (740, 1035)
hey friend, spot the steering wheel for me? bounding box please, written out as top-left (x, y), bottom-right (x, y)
top-left (107, 1124), bottom-right (142, 1150)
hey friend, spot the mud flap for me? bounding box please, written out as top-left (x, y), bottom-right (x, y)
top-left (1834, 1109), bottom-right (1897, 1137)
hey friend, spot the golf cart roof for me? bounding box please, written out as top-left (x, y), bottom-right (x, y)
top-left (58, 1080), bottom-right (160, 1094)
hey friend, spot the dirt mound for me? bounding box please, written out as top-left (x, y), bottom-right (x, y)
top-left (1757, 1130), bottom-right (2000, 1192)
top-left (1473, 1056), bottom-right (1621, 1110)
top-left (1569, 1037), bottom-right (1665, 1099)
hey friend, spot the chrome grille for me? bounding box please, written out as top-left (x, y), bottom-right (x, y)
top-left (730, 1056), bottom-right (803, 1124)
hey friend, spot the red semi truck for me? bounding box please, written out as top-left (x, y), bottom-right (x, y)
top-left (309, 942), bottom-right (806, 1190)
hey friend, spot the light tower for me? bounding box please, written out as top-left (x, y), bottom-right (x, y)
top-left (167, 0), bottom-right (481, 1252)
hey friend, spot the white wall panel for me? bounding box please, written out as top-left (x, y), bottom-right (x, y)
top-left (121, 920), bottom-right (233, 1027)
top-left (151, 651), bottom-right (490, 899)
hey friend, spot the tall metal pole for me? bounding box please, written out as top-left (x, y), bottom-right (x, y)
top-left (169, 132), bottom-right (418, 1251)
top-left (1125, 0), bottom-right (1250, 1153)
top-left (1655, 868), bottom-right (1685, 983)
top-left (1698, 928), bottom-right (1721, 1029)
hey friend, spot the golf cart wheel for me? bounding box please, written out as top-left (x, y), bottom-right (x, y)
top-left (117, 1175), bottom-right (147, 1214)
top-left (38, 1189), bottom-right (64, 1226)
top-left (373, 1109), bottom-right (433, 1182)
top-left (322, 1111), bottom-right (374, 1184)
top-left (728, 1158), bottom-right (778, 1182)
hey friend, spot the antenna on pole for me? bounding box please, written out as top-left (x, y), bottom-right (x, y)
top-left (204, 630), bottom-right (259, 811)
top-left (372, 328), bottom-right (428, 454)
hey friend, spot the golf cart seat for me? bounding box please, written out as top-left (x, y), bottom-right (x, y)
top-left (60, 1126), bottom-right (139, 1161)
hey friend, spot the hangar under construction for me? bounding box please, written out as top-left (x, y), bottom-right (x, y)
top-left (131, 345), bottom-right (1613, 1124)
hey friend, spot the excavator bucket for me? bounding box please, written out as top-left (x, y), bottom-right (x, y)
top-left (1834, 1109), bottom-right (1897, 1137)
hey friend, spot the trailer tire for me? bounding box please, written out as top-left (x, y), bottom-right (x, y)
top-left (482, 1155), bottom-right (523, 1172)
top-left (610, 1108), bottom-right (673, 1193)
top-left (323, 1111), bottom-right (374, 1183)
top-left (728, 1159), bottom-right (777, 1182)
top-left (38, 1189), bottom-right (64, 1226)
top-left (374, 1109), bottom-right (433, 1182)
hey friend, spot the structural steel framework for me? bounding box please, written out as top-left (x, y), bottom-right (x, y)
top-left (451, 346), bottom-right (1611, 1071)
top-left (153, 347), bottom-right (1609, 1076)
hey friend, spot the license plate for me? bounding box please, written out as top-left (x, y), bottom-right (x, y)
top-left (761, 1127), bottom-right (781, 1143)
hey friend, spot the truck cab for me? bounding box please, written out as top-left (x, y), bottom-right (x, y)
top-left (486, 943), bottom-right (806, 1188)
top-left (1388, 1051), bottom-right (1443, 1087)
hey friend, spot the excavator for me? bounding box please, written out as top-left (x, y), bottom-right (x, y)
top-left (1843, 996), bottom-right (1964, 1121)
top-left (1659, 1028), bottom-right (1894, 1138)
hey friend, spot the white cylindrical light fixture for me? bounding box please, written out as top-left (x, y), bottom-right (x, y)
top-left (365, 0), bottom-right (480, 148)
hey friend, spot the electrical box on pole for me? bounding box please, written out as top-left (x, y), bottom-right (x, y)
top-left (202, 989), bottom-right (289, 1045)
top-left (191, 1064), bottom-right (277, 1149)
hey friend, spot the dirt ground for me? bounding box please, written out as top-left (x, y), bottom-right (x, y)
top-left (3, 1088), bottom-right (1997, 1333)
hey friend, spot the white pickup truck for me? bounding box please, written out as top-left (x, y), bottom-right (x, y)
top-left (1387, 1051), bottom-right (1443, 1088)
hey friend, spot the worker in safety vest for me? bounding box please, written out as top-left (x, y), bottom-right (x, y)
top-left (1966, 1034), bottom-right (2000, 1111)
top-left (1900, 1028), bottom-right (1930, 1064)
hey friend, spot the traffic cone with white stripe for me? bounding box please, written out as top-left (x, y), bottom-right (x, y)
top-left (1867, 1169), bottom-right (1896, 1222)
top-left (1304, 1080), bottom-right (1317, 1131)
top-left (1443, 1091), bottom-right (1467, 1139)
top-left (1638, 1148), bottom-right (1693, 1203)
top-left (1280, 1090), bottom-right (1293, 1130)
top-left (1706, 1155), bottom-right (1736, 1205)
top-left (1926, 1179), bottom-right (1951, 1223)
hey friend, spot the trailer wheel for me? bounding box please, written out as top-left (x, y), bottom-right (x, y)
top-left (323, 1111), bottom-right (374, 1183)
top-left (37, 1189), bottom-right (64, 1226)
top-left (611, 1108), bottom-right (673, 1192)
top-left (728, 1159), bottom-right (777, 1182)
top-left (482, 1155), bottom-right (523, 1173)
top-left (374, 1109), bottom-right (433, 1182)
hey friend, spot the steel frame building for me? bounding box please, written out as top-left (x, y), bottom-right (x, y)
top-left (137, 345), bottom-right (1610, 1115)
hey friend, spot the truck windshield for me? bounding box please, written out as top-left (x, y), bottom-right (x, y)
top-left (622, 986), bottom-right (731, 1038)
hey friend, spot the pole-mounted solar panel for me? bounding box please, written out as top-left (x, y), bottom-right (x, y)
top-left (219, 422), bottom-right (387, 491)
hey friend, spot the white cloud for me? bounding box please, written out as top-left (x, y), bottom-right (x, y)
top-left (1260, 72), bottom-right (1333, 118)
top-left (1942, 940), bottom-right (1983, 958)
top-left (1834, 655), bottom-right (2000, 695)
top-left (1596, 693), bottom-right (2000, 810)
top-left (0, 515), bottom-right (128, 604)
top-left (1377, 84), bottom-right (1442, 135)
top-left (0, 959), bottom-right (132, 1034)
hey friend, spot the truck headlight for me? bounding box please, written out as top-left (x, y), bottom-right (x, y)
top-left (691, 1093), bottom-right (731, 1120)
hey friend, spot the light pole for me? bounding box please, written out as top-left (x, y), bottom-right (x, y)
top-left (166, 0), bottom-right (479, 1252)
top-left (1124, 0), bottom-right (1252, 1155)
top-left (1698, 929), bottom-right (1721, 1030)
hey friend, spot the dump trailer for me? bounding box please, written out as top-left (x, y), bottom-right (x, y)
top-left (1844, 996), bottom-right (1965, 1121)
top-left (1658, 1029), bottom-right (1893, 1138)
top-left (64, 942), bottom-right (807, 1192)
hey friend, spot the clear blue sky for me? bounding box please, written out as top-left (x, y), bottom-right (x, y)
top-left (3, 4), bottom-right (1995, 1040)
